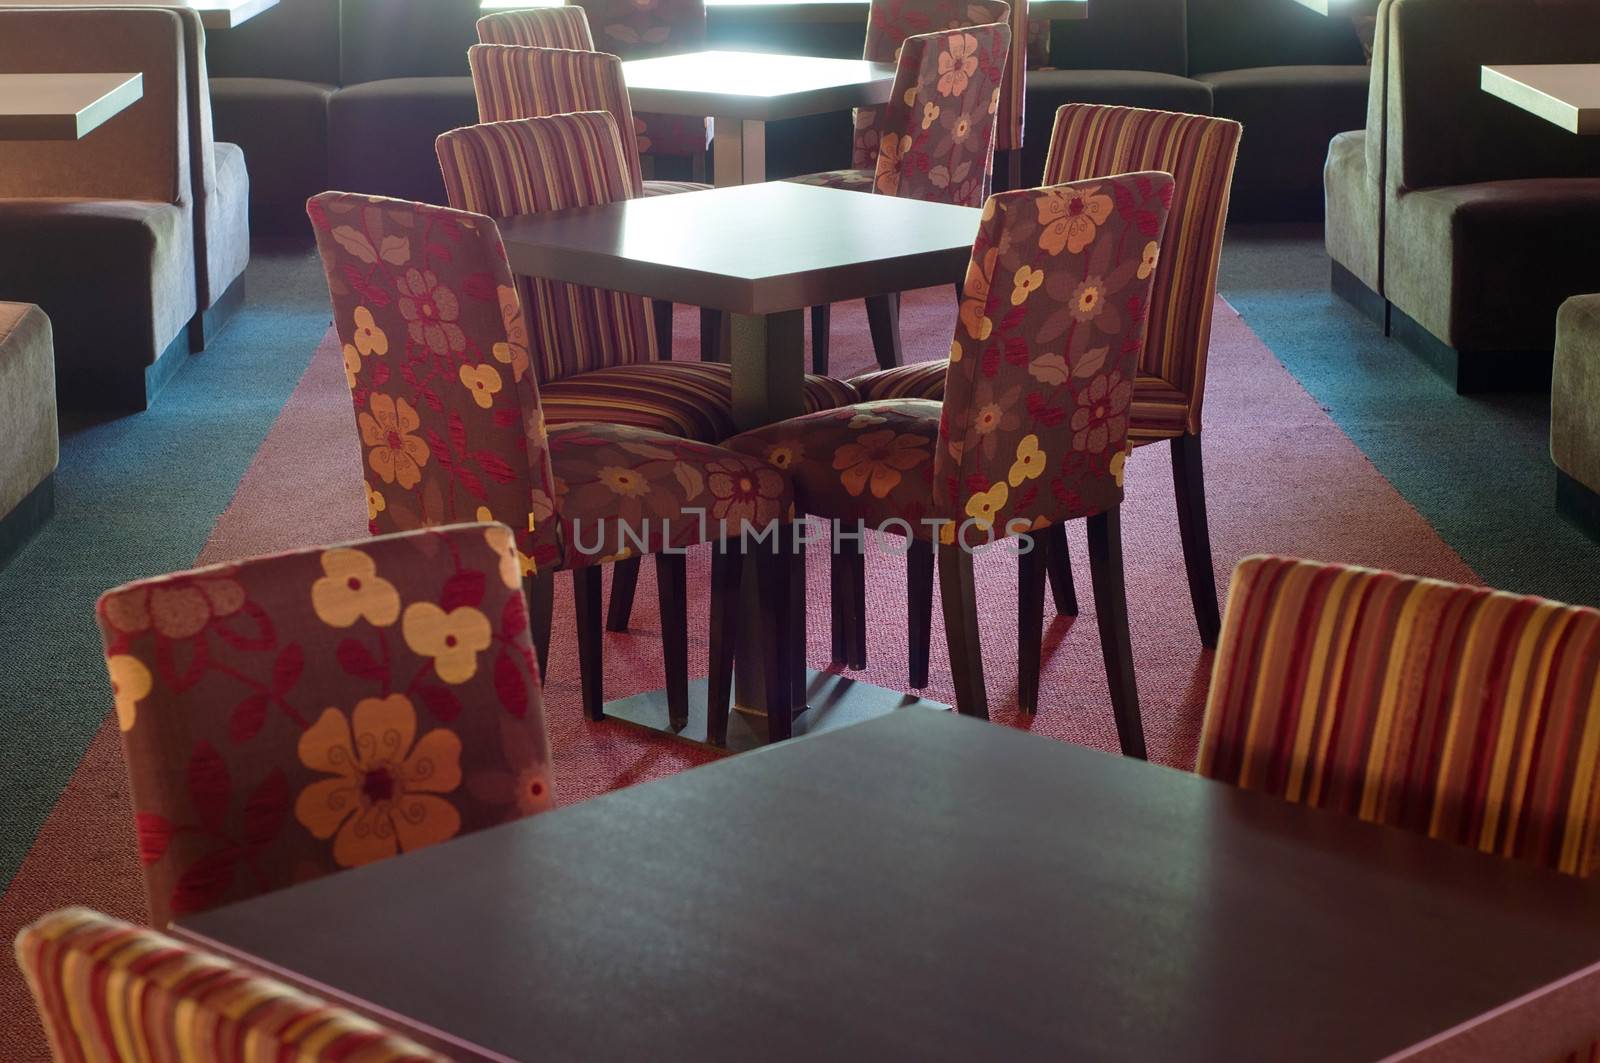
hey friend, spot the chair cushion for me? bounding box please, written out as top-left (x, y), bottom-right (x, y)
top-left (0, 302), bottom-right (58, 519)
top-left (329, 78), bottom-right (479, 203)
top-left (641, 179), bottom-right (712, 197)
top-left (209, 78), bottom-right (332, 227)
top-left (1553, 294), bottom-right (1600, 493)
top-left (849, 363), bottom-right (1191, 445)
top-left (540, 361), bottom-right (860, 443)
top-left (785, 169), bottom-right (877, 195)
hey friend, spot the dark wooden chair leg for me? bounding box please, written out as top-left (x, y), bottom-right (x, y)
top-left (707, 543), bottom-right (741, 747)
top-left (606, 555), bottom-right (641, 632)
top-left (700, 307), bottom-right (724, 362)
top-left (830, 525), bottom-right (867, 670)
top-left (864, 292), bottom-right (903, 371)
top-left (1017, 534), bottom-right (1046, 715)
top-left (937, 541), bottom-right (987, 719)
top-left (1171, 432), bottom-right (1222, 649)
top-left (1086, 509), bottom-right (1146, 759)
top-left (525, 569), bottom-right (554, 683)
top-left (1043, 521), bottom-right (1078, 616)
top-left (755, 526), bottom-right (795, 742)
top-left (810, 304), bottom-right (831, 375)
top-left (907, 538), bottom-right (934, 688)
top-left (652, 299), bottom-right (674, 360)
top-left (655, 552), bottom-right (689, 730)
top-left (573, 567), bottom-right (605, 722)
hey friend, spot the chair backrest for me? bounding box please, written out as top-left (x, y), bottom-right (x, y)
top-left (435, 111), bottom-right (658, 382)
top-left (572, 0), bottom-right (705, 59)
top-left (934, 173), bottom-right (1173, 536)
top-left (1197, 556), bottom-right (1600, 878)
top-left (308, 191), bottom-right (563, 570)
top-left (855, 0), bottom-right (1010, 171)
top-left (16, 907), bottom-right (448, 1062)
top-left (96, 523), bottom-right (555, 926)
top-left (468, 43), bottom-right (644, 187)
top-left (872, 23), bottom-right (1010, 208)
top-left (477, 5), bottom-right (597, 49)
top-left (0, 7), bottom-right (190, 205)
top-left (1043, 104), bottom-right (1240, 434)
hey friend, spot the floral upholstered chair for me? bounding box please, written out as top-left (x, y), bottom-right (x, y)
top-left (851, 104), bottom-right (1242, 650)
top-left (569, 0), bottom-right (710, 179)
top-left (476, 5), bottom-right (596, 50)
top-left (307, 184), bottom-right (793, 744)
top-left (95, 524), bottom-right (555, 926)
top-left (17, 908), bottom-right (447, 1062)
top-left (792, 19), bottom-right (1011, 375)
top-left (725, 173), bottom-right (1174, 754)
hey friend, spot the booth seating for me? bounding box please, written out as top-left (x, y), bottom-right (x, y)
top-left (1323, 0), bottom-right (1390, 318)
top-left (0, 8), bottom-right (198, 410)
top-left (1553, 295), bottom-right (1600, 541)
top-left (0, 303), bottom-right (57, 571)
top-left (1326, 0), bottom-right (1600, 392)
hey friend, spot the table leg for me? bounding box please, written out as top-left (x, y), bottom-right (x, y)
top-left (712, 117), bottom-right (766, 188)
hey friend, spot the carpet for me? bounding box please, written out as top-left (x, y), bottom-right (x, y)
top-left (0, 282), bottom-right (1482, 1061)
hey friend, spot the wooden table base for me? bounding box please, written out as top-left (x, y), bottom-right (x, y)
top-left (602, 669), bottom-right (948, 753)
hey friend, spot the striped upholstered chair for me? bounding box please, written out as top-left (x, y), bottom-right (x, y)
top-left (309, 181), bottom-right (792, 744)
top-left (726, 174), bottom-right (1173, 754)
top-left (851, 104), bottom-right (1243, 650)
top-left (792, 19), bottom-right (1012, 375)
top-left (96, 524), bottom-right (556, 926)
top-left (477, 4), bottom-right (596, 50)
top-left (16, 908), bottom-right (447, 1062)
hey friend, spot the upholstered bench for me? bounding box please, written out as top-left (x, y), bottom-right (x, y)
top-left (0, 303), bottom-right (59, 569)
top-left (1553, 294), bottom-right (1600, 541)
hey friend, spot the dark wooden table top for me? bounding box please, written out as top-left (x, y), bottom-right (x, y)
top-left (177, 710), bottom-right (1600, 1063)
top-left (621, 49), bottom-right (895, 122)
top-left (497, 181), bottom-right (980, 315)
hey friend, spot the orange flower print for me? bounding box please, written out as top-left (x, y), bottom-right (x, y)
top-left (1011, 264), bottom-right (1045, 306)
top-left (764, 440), bottom-right (804, 470)
top-left (366, 483), bottom-right (386, 521)
top-left (875, 132), bottom-right (912, 196)
top-left (342, 344), bottom-right (361, 390)
top-left (1008, 434), bottom-right (1047, 486)
top-left (403, 602), bottom-right (492, 684)
top-left (396, 268), bottom-right (465, 356)
top-left (921, 101), bottom-right (941, 130)
top-left (833, 429), bottom-right (930, 498)
top-left (1138, 240), bottom-right (1160, 281)
top-left (358, 394), bottom-right (430, 490)
top-left (1069, 277), bottom-right (1107, 322)
top-left (352, 306), bottom-right (388, 357)
top-left (100, 574), bottom-right (246, 641)
top-left (1037, 185), bottom-right (1114, 256)
top-left (460, 363), bottom-right (503, 410)
top-left (483, 524), bottom-right (522, 590)
top-left (294, 695), bottom-right (462, 868)
top-left (493, 284), bottom-right (532, 382)
top-left (598, 466), bottom-right (651, 498)
top-left (960, 246), bottom-right (997, 341)
top-left (937, 33), bottom-right (979, 97)
top-left (311, 548), bottom-right (400, 628)
top-left (107, 655), bottom-right (151, 732)
top-left (1110, 448), bottom-right (1128, 487)
top-left (1071, 371), bottom-right (1133, 455)
top-left (707, 461), bottom-right (785, 525)
top-left (965, 480), bottom-right (1009, 530)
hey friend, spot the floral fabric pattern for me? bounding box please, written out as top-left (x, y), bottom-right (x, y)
top-left (96, 524), bottom-right (556, 927)
top-left (571, 0), bottom-right (710, 159)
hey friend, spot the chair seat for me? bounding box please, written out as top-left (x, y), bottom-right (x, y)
top-left (848, 363), bottom-right (1191, 445)
top-left (540, 361), bottom-right (860, 443)
top-left (548, 421), bottom-right (789, 567)
top-left (785, 169), bottom-right (877, 195)
top-left (641, 179), bottom-right (712, 197)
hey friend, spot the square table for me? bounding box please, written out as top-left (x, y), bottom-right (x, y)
top-left (175, 710), bottom-right (1600, 1063)
top-left (484, 0), bottom-right (1086, 25)
top-left (1483, 64), bottom-right (1600, 136)
top-left (498, 181), bottom-right (981, 749)
top-left (0, 0), bottom-right (279, 29)
top-left (0, 72), bottom-right (142, 140)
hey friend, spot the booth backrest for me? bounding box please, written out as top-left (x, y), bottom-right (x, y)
top-left (1186, 0), bottom-right (1365, 75)
top-left (0, 7), bottom-right (189, 204)
top-left (206, 0), bottom-right (341, 83)
top-left (1047, 0), bottom-right (1187, 76)
top-left (1389, 0), bottom-right (1600, 190)
top-left (339, 0), bottom-right (482, 83)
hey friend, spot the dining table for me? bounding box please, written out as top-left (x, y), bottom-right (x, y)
top-left (0, 0), bottom-right (279, 29)
top-left (480, 0), bottom-right (1089, 28)
top-left (0, 72), bottom-right (143, 140)
top-left (1482, 64), bottom-right (1600, 136)
top-left (174, 709), bottom-right (1600, 1062)
top-left (495, 180), bottom-right (980, 749)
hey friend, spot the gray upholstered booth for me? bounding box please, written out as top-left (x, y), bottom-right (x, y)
top-left (0, 303), bottom-right (59, 570)
top-left (1553, 295), bottom-right (1600, 540)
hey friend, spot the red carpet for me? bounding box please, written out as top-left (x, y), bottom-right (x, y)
top-left (0, 287), bottom-right (1479, 1060)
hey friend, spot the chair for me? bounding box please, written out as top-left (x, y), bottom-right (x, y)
top-left (792, 18), bottom-right (1012, 374)
top-left (96, 524), bottom-right (556, 926)
top-left (851, 104), bottom-right (1242, 653)
top-left (308, 174), bottom-right (793, 743)
top-left (477, 5), bottom-right (597, 50)
top-left (16, 907), bottom-right (447, 1062)
top-left (0, 303), bottom-right (57, 572)
top-left (0, 7), bottom-right (198, 410)
top-left (726, 172), bottom-right (1174, 754)
top-left (571, 0), bottom-right (710, 179)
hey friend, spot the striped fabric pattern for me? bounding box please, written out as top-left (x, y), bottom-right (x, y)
top-left (1044, 104), bottom-right (1241, 436)
top-left (475, 5), bottom-right (596, 49)
top-left (1197, 556), bottom-right (1600, 878)
top-left (16, 907), bottom-right (446, 1062)
top-left (436, 111), bottom-right (658, 383)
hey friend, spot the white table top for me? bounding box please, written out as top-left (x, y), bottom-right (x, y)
top-left (482, 0), bottom-right (1087, 21)
top-left (0, 0), bottom-right (279, 29)
top-left (1483, 64), bottom-right (1600, 135)
top-left (622, 49), bottom-right (896, 122)
top-left (0, 72), bottom-right (143, 140)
